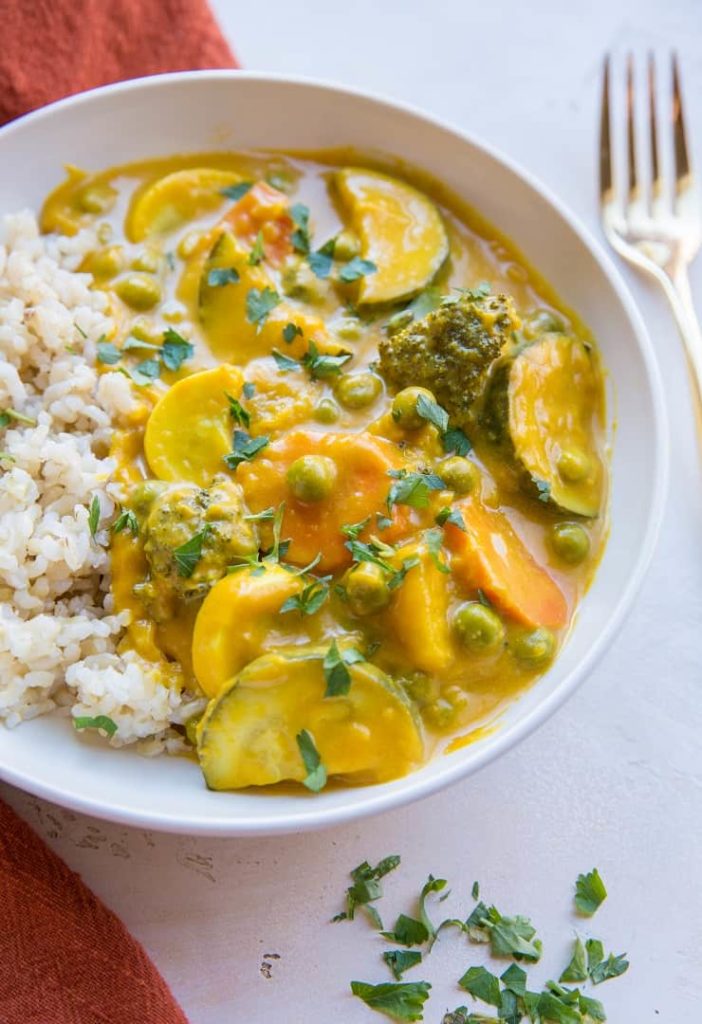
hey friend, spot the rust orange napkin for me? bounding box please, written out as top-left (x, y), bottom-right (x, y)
top-left (0, 0), bottom-right (237, 126)
top-left (0, 2), bottom-right (236, 1018)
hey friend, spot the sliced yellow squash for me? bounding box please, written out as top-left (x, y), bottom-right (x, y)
top-left (126, 168), bottom-right (243, 242)
top-left (196, 645), bottom-right (424, 789)
top-left (335, 168), bottom-right (449, 304)
top-left (144, 364), bottom-right (243, 486)
top-left (192, 565), bottom-right (304, 698)
top-left (502, 334), bottom-right (603, 516)
top-left (386, 542), bottom-right (453, 674)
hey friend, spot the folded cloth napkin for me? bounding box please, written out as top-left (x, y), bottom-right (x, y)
top-left (0, 0), bottom-right (236, 126)
top-left (0, 796), bottom-right (189, 1023)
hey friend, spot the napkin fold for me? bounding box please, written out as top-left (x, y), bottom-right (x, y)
top-left (0, 0), bottom-right (237, 126)
top-left (0, 796), bottom-right (189, 1023)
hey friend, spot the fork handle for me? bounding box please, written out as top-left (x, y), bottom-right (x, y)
top-left (661, 267), bottom-right (702, 434)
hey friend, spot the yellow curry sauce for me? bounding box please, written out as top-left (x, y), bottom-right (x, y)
top-left (41, 151), bottom-right (607, 791)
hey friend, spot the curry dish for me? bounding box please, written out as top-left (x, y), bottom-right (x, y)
top-left (41, 151), bottom-right (607, 792)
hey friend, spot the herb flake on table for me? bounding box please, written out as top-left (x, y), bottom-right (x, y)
top-left (559, 937), bottom-right (588, 983)
top-left (350, 980), bottom-right (431, 1022)
top-left (458, 965), bottom-right (501, 1008)
top-left (574, 869), bottom-right (607, 916)
top-left (381, 914), bottom-right (429, 947)
top-left (296, 729), bottom-right (326, 792)
top-left (334, 855), bottom-right (401, 925)
top-left (383, 950), bottom-right (423, 981)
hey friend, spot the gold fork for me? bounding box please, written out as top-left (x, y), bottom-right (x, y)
top-left (600, 54), bottom-right (701, 423)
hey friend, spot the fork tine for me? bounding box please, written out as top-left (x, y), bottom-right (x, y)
top-left (672, 52), bottom-right (692, 195)
top-left (626, 53), bottom-right (639, 202)
top-left (648, 52), bottom-right (662, 206)
top-left (599, 54), bottom-right (614, 204)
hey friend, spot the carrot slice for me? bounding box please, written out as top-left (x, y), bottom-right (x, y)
top-left (445, 499), bottom-right (568, 628)
top-left (237, 430), bottom-right (410, 571)
top-left (220, 181), bottom-right (293, 265)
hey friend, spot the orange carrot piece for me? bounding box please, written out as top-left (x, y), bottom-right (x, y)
top-left (221, 181), bottom-right (293, 265)
top-left (445, 499), bottom-right (568, 629)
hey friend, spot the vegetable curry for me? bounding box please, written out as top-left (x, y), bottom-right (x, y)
top-left (42, 150), bottom-right (607, 792)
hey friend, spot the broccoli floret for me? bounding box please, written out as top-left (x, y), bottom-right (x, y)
top-left (378, 293), bottom-right (520, 426)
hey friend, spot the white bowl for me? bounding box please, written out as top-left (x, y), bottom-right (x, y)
top-left (0, 72), bottom-right (667, 835)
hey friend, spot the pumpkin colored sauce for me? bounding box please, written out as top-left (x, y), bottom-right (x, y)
top-left (42, 150), bottom-right (608, 792)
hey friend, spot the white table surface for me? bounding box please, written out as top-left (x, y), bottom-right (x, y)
top-left (3, 1), bottom-right (702, 1020)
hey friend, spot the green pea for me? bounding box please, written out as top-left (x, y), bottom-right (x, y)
top-left (88, 246), bottom-right (123, 279)
top-left (129, 319), bottom-right (163, 346)
top-left (129, 479), bottom-right (167, 516)
top-left (77, 183), bottom-right (117, 215)
top-left (400, 672), bottom-right (439, 707)
top-left (333, 230), bottom-right (361, 262)
top-left (523, 309), bottom-right (564, 339)
top-left (131, 248), bottom-right (161, 274)
top-left (510, 627), bottom-right (556, 666)
top-left (115, 273), bottom-right (162, 311)
top-left (557, 448), bottom-right (591, 482)
top-left (334, 317), bottom-right (363, 342)
top-left (385, 309), bottom-right (414, 337)
top-left (439, 456), bottom-right (479, 495)
top-left (550, 522), bottom-right (590, 565)
top-left (424, 698), bottom-right (455, 729)
top-left (453, 601), bottom-right (505, 652)
top-left (335, 372), bottom-right (383, 410)
top-left (391, 386), bottom-right (436, 430)
top-left (287, 455), bottom-right (337, 502)
top-left (313, 398), bottom-right (341, 424)
top-left (344, 562), bottom-right (391, 616)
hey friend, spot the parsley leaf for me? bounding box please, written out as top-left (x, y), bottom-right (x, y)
top-left (246, 286), bottom-right (281, 328)
top-left (111, 509), bottom-right (139, 536)
top-left (341, 515), bottom-right (372, 540)
top-left (425, 527), bottom-right (450, 574)
top-left (226, 393), bottom-right (251, 428)
top-left (272, 349), bottom-right (301, 373)
top-left (296, 729), bottom-right (326, 792)
top-left (381, 914), bottom-right (429, 947)
top-left (590, 951), bottom-right (629, 985)
top-left (307, 249), bottom-right (334, 279)
top-left (387, 470), bottom-right (445, 512)
top-left (290, 203), bottom-right (311, 253)
top-left (387, 557), bottom-right (420, 591)
top-left (559, 937), bottom-right (588, 983)
top-left (302, 340), bottom-right (352, 379)
top-left (283, 322), bottom-right (303, 344)
top-left (351, 981), bottom-right (431, 1022)
top-left (132, 358), bottom-right (161, 383)
top-left (220, 181), bottom-right (253, 201)
top-left (415, 393), bottom-right (449, 433)
top-left (207, 266), bottom-right (240, 287)
top-left (441, 426), bottom-right (472, 456)
top-left (279, 575), bottom-right (331, 616)
top-left (534, 477), bottom-right (552, 504)
top-left (173, 527), bottom-right (210, 578)
top-left (339, 257), bottom-right (377, 283)
top-left (419, 875), bottom-right (448, 942)
top-left (458, 966), bottom-right (501, 1008)
top-left (88, 495), bottom-right (101, 538)
top-left (73, 714), bottom-right (117, 738)
top-left (248, 230), bottom-right (265, 265)
top-left (585, 938), bottom-right (604, 974)
top-left (436, 507), bottom-right (466, 531)
top-left (471, 881), bottom-right (480, 901)
top-left (243, 381), bottom-right (256, 399)
top-left (537, 990), bottom-right (582, 1023)
top-left (161, 328), bottom-right (194, 371)
top-left (96, 340), bottom-right (121, 365)
top-left (223, 430), bottom-right (269, 470)
top-left (383, 950), bottom-right (422, 981)
top-left (465, 903), bottom-right (542, 961)
top-left (574, 868), bottom-right (607, 916)
top-left (323, 640), bottom-right (365, 697)
top-left (338, 856), bottom-right (401, 924)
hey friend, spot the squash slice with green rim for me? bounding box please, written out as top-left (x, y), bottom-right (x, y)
top-left (144, 363), bottom-right (244, 486)
top-left (126, 167), bottom-right (243, 241)
top-left (335, 168), bottom-right (449, 304)
top-left (486, 333), bottom-right (604, 517)
top-left (196, 645), bottom-right (424, 789)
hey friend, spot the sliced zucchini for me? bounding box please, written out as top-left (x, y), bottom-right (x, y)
top-left (196, 645), bottom-right (424, 789)
top-left (335, 168), bottom-right (449, 304)
top-left (126, 167), bottom-right (242, 241)
top-left (144, 364), bottom-right (244, 486)
top-left (484, 333), bottom-right (604, 517)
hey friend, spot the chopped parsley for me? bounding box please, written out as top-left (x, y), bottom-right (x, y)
top-left (322, 640), bottom-right (365, 697)
top-left (223, 429), bottom-right (269, 470)
top-left (161, 328), bottom-right (194, 371)
top-left (207, 266), bottom-right (240, 287)
top-left (283, 322), bottom-right (303, 344)
top-left (534, 477), bottom-right (552, 504)
top-left (248, 230), bottom-right (265, 265)
top-left (458, 966), bottom-right (501, 1008)
top-left (225, 393), bottom-right (251, 428)
top-left (290, 203), bottom-right (312, 253)
top-left (307, 249), bottom-right (334, 279)
top-left (246, 286), bottom-right (281, 328)
top-left (425, 528), bottom-right (450, 574)
top-left (73, 714), bottom-right (118, 738)
top-left (383, 950), bottom-right (422, 981)
top-left (243, 381), bottom-right (256, 399)
top-left (341, 515), bottom-right (372, 540)
top-left (387, 469), bottom-right (445, 512)
top-left (279, 575), bottom-right (331, 617)
top-left (272, 349), bottom-right (301, 373)
top-left (96, 339), bottom-right (121, 365)
top-left (220, 181), bottom-right (253, 201)
top-left (303, 340), bottom-right (352, 379)
top-left (243, 506), bottom-right (276, 523)
top-left (415, 393), bottom-right (449, 433)
top-left (173, 527), bottom-right (210, 578)
top-left (441, 426), bottom-right (472, 456)
top-left (296, 729), bottom-right (326, 792)
top-left (111, 509), bottom-right (139, 536)
top-left (350, 981), bottom-right (431, 1022)
top-left (472, 881), bottom-right (481, 901)
top-left (0, 407), bottom-right (37, 428)
top-left (435, 507), bottom-right (466, 531)
top-left (133, 358), bottom-right (161, 382)
top-left (87, 495), bottom-right (101, 538)
top-left (574, 869), bottom-right (607, 916)
top-left (339, 256), bottom-right (377, 283)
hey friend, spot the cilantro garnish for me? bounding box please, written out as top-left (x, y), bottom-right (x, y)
top-left (387, 469), bottom-right (445, 512)
top-left (173, 527), bottom-right (210, 578)
top-left (248, 230), bottom-right (265, 266)
top-left (307, 249), bottom-right (334, 279)
top-left (322, 640), bottom-right (365, 697)
top-left (296, 729), bottom-right (326, 792)
top-left (243, 381), bottom-right (256, 399)
top-left (220, 181), bottom-right (253, 201)
top-left (161, 328), bottom-right (194, 371)
top-left (111, 509), bottom-right (139, 536)
top-left (243, 506), bottom-right (276, 523)
top-left (574, 869), bottom-right (607, 916)
top-left (383, 950), bottom-right (422, 981)
top-left (415, 393), bottom-right (449, 433)
top-left (425, 528), bottom-right (450, 574)
top-left (283, 322), bottom-right (303, 344)
top-left (441, 426), bottom-right (472, 456)
top-left (73, 714), bottom-right (118, 738)
top-left (341, 516), bottom-right (372, 540)
top-left (560, 937), bottom-right (588, 983)
top-left (133, 358), bottom-right (161, 382)
top-left (207, 266), bottom-right (240, 287)
top-left (225, 393), bottom-right (251, 428)
top-left (458, 965), bottom-right (501, 1008)
top-left (272, 349), bottom-right (301, 373)
top-left (246, 286), bottom-right (281, 328)
top-left (436, 507), bottom-right (466, 531)
top-left (350, 980), bottom-right (431, 1022)
top-left (279, 575), bottom-right (331, 617)
top-left (290, 203), bottom-right (311, 253)
top-left (223, 429), bottom-right (269, 470)
top-left (87, 495), bottom-right (101, 538)
top-left (96, 339), bottom-right (121, 365)
top-left (534, 477), bottom-right (552, 504)
top-left (339, 257), bottom-right (377, 283)
top-left (302, 340), bottom-right (352, 379)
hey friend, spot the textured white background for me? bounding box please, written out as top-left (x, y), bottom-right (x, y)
top-left (3, 1), bottom-right (702, 1020)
